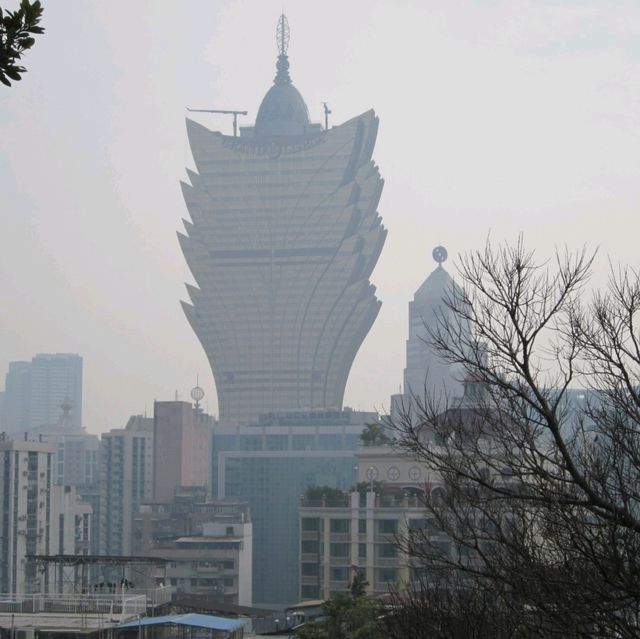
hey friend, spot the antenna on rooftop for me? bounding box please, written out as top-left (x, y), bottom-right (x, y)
top-left (323, 102), bottom-right (332, 130)
top-left (186, 108), bottom-right (248, 137)
top-left (58, 397), bottom-right (74, 431)
top-left (191, 380), bottom-right (205, 413)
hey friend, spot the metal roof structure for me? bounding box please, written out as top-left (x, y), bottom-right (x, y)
top-left (171, 595), bottom-right (273, 617)
top-left (118, 613), bottom-right (244, 631)
top-left (27, 554), bottom-right (170, 565)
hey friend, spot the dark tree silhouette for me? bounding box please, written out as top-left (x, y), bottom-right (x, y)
top-left (1, 0), bottom-right (44, 86)
top-left (390, 239), bottom-right (640, 638)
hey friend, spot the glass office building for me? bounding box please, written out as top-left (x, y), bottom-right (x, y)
top-left (213, 408), bottom-right (377, 607)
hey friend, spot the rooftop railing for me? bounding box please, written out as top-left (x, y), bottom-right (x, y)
top-left (0, 585), bottom-right (172, 618)
top-left (0, 592), bottom-right (146, 619)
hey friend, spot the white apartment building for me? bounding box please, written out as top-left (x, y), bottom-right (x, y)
top-left (0, 435), bottom-right (92, 594)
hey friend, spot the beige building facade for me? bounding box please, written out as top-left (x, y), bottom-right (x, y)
top-left (153, 401), bottom-right (212, 502)
top-left (298, 446), bottom-right (444, 601)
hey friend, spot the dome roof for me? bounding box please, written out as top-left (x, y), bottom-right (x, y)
top-left (254, 54), bottom-right (310, 137)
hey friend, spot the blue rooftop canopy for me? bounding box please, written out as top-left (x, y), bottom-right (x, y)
top-left (118, 613), bottom-right (244, 632)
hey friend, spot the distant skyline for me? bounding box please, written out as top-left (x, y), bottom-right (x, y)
top-left (2, 1), bottom-right (640, 433)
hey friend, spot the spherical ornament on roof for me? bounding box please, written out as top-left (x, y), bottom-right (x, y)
top-left (190, 386), bottom-right (205, 402)
top-left (413, 246), bottom-right (454, 302)
top-left (433, 245), bottom-right (448, 264)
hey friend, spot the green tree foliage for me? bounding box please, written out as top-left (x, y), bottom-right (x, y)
top-left (295, 580), bottom-right (382, 639)
top-left (0, 0), bottom-right (44, 86)
top-left (304, 485), bottom-right (346, 504)
top-left (359, 422), bottom-right (391, 446)
top-left (354, 480), bottom-right (385, 497)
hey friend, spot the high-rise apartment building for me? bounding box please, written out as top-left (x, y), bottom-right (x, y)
top-left (153, 401), bottom-right (212, 502)
top-left (41, 432), bottom-right (99, 488)
top-left (2, 354), bottom-right (83, 433)
top-left (2, 361), bottom-right (31, 432)
top-left (0, 435), bottom-right (92, 594)
top-left (29, 354), bottom-right (83, 431)
top-left (99, 415), bottom-right (154, 555)
top-left (179, 15), bottom-right (386, 425)
top-left (41, 431), bottom-right (100, 554)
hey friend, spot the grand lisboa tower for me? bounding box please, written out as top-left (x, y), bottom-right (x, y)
top-left (179, 16), bottom-right (386, 425)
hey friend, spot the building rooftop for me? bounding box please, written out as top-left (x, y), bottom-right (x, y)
top-left (118, 612), bottom-right (245, 632)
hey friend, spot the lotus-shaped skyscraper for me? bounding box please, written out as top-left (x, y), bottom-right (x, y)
top-left (179, 17), bottom-right (386, 425)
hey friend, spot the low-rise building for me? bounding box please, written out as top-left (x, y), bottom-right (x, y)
top-left (299, 489), bottom-right (432, 600)
top-left (298, 445), bottom-right (445, 601)
top-left (133, 491), bottom-right (252, 606)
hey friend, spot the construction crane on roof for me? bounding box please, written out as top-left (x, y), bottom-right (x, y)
top-left (187, 108), bottom-right (248, 137)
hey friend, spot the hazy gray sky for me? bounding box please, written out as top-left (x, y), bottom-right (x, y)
top-left (2, 0), bottom-right (640, 433)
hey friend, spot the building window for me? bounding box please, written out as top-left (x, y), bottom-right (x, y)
top-left (302, 518), bottom-right (320, 532)
top-left (301, 585), bottom-right (319, 599)
top-left (358, 543), bottom-right (367, 558)
top-left (379, 543), bottom-right (397, 558)
top-left (330, 543), bottom-right (349, 558)
top-left (330, 567), bottom-right (349, 582)
top-left (302, 562), bottom-right (319, 576)
top-left (358, 519), bottom-right (366, 534)
top-left (378, 519), bottom-right (398, 535)
top-left (330, 519), bottom-right (349, 534)
top-left (377, 567), bottom-right (397, 584)
top-left (302, 540), bottom-right (319, 554)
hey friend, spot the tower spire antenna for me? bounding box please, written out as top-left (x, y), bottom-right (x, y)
top-left (277, 13), bottom-right (290, 56)
top-left (273, 14), bottom-right (292, 85)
